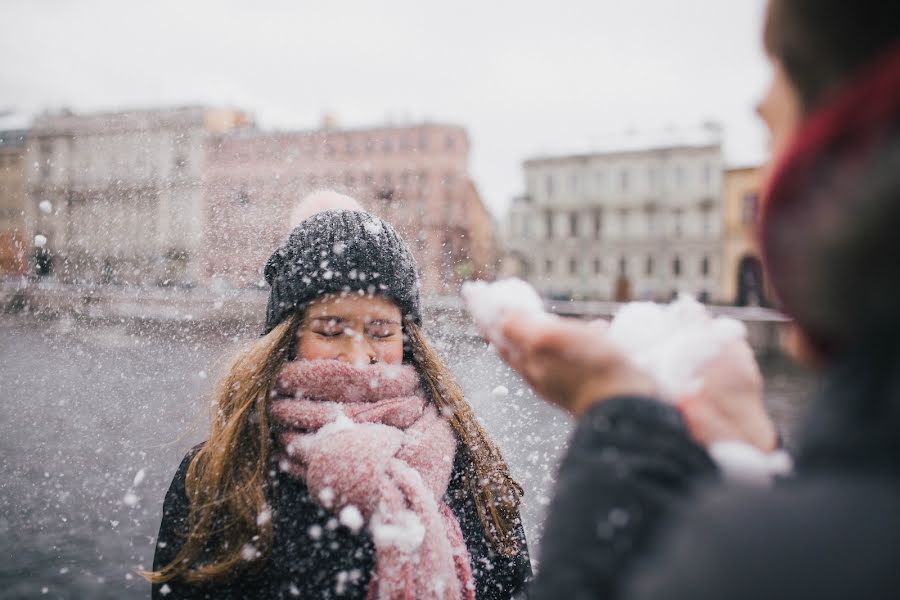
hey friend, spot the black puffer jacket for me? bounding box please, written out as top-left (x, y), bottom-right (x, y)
top-left (531, 341), bottom-right (900, 600)
top-left (152, 442), bottom-right (531, 599)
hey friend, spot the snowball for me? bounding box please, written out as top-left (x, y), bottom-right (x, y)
top-left (308, 524), bottom-right (323, 539)
top-left (122, 492), bottom-right (138, 507)
top-left (363, 217), bottom-right (384, 236)
top-left (256, 507), bottom-right (272, 526)
top-left (491, 385), bottom-right (509, 397)
top-left (240, 543), bottom-right (259, 560)
top-left (159, 584), bottom-right (171, 596)
top-left (34, 234), bottom-right (47, 248)
top-left (463, 281), bottom-right (745, 401)
top-left (371, 510), bottom-right (425, 553)
top-left (39, 200), bottom-right (53, 214)
top-left (132, 469), bottom-right (146, 487)
top-left (606, 295), bottom-right (747, 399)
top-left (318, 487), bottom-right (335, 508)
top-left (339, 505), bottom-right (364, 533)
top-left (461, 278), bottom-right (547, 339)
top-left (708, 441), bottom-right (793, 487)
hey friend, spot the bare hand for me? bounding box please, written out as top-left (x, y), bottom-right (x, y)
top-left (676, 340), bottom-right (777, 452)
top-left (496, 312), bottom-right (656, 416)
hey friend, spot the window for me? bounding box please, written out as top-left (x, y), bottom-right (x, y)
top-left (619, 209), bottom-right (629, 235)
top-left (701, 255), bottom-right (711, 277)
top-left (594, 172), bottom-right (604, 192)
top-left (742, 192), bottom-right (759, 225)
top-left (648, 166), bottom-right (657, 189)
top-left (569, 212), bottom-right (578, 238)
top-left (646, 207), bottom-right (657, 236)
top-left (419, 131), bottom-right (429, 150)
top-left (620, 169), bottom-right (629, 192)
top-left (593, 209), bottom-right (603, 239)
top-left (569, 173), bottom-right (579, 196)
top-left (593, 257), bottom-right (602, 275)
top-left (673, 255), bottom-right (682, 277)
top-left (703, 163), bottom-right (713, 185)
top-left (569, 258), bottom-right (578, 275)
top-left (545, 210), bottom-right (554, 240)
top-left (701, 205), bottom-right (713, 236)
top-left (673, 208), bottom-right (684, 238)
top-left (674, 165), bottom-right (684, 187)
top-left (618, 257), bottom-right (627, 277)
top-left (546, 174), bottom-right (555, 198)
top-left (445, 135), bottom-right (456, 150)
top-left (545, 258), bottom-right (554, 274)
top-left (646, 256), bottom-right (654, 276)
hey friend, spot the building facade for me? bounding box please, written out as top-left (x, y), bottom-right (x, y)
top-left (0, 121), bottom-right (29, 276)
top-left (505, 144), bottom-right (724, 302)
top-left (721, 165), bottom-right (769, 305)
top-left (203, 122), bottom-right (497, 295)
top-left (23, 107), bottom-right (252, 285)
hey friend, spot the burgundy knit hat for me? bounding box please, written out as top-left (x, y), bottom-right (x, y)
top-left (761, 44), bottom-right (900, 355)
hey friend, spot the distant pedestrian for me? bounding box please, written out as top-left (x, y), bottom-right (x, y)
top-left (145, 204), bottom-right (531, 598)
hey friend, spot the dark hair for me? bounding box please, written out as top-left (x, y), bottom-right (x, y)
top-left (764, 0), bottom-right (900, 110)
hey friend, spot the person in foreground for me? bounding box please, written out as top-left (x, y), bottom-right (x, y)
top-left (146, 208), bottom-right (531, 599)
top-left (498, 1), bottom-right (900, 598)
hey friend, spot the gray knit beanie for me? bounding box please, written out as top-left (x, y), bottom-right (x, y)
top-left (263, 210), bottom-right (421, 334)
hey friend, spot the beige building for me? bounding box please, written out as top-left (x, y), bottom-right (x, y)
top-left (203, 121), bottom-right (497, 295)
top-left (505, 143), bottom-right (724, 302)
top-left (0, 121), bottom-right (28, 276)
top-left (721, 165), bottom-right (769, 305)
top-left (24, 107), bottom-right (252, 285)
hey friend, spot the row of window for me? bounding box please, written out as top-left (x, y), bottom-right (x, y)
top-left (535, 161), bottom-right (717, 199)
top-left (537, 254), bottom-right (714, 278)
top-left (512, 205), bottom-right (718, 240)
top-left (302, 131), bottom-right (460, 159)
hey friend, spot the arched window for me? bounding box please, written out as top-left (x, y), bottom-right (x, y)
top-left (673, 255), bottom-right (682, 277)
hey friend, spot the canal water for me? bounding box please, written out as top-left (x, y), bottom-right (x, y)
top-left (0, 314), bottom-right (817, 599)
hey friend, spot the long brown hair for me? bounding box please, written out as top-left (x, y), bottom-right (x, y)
top-left (144, 310), bottom-right (523, 584)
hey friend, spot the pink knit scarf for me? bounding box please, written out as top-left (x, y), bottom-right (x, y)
top-left (269, 359), bottom-right (475, 600)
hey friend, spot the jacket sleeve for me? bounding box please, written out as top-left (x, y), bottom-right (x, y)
top-left (528, 396), bottom-right (717, 600)
top-left (151, 447), bottom-right (205, 600)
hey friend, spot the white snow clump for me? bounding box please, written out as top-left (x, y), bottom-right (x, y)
top-left (461, 278), bottom-right (547, 339)
top-left (371, 510), bottom-right (425, 553)
top-left (339, 505), bottom-right (364, 533)
top-left (708, 441), bottom-right (793, 486)
top-left (34, 234), bottom-right (47, 248)
top-left (462, 278), bottom-right (747, 401)
top-left (606, 295), bottom-right (747, 399)
top-left (39, 200), bottom-right (53, 214)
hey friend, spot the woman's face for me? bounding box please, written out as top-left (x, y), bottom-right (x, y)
top-left (296, 293), bottom-right (405, 366)
top-left (757, 56), bottom-right (803, 186)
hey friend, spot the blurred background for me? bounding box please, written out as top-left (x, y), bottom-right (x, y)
top-left (0, 1), bottom-right (817, 598)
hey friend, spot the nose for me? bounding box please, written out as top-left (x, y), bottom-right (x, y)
top-left (339, 334), bottom-right (377, 366)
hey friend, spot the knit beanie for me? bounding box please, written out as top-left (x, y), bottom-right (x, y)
top-left (263, 210), bottom-right (421, 334)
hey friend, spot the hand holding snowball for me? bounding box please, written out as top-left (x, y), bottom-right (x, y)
top-left (677, 339), bottom-right (777, 452)
top-left (497, 311), bottom-right (657, 416)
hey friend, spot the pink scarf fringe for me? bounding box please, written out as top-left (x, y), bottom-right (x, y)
top-left (270, 359), bottom-right (475, 600)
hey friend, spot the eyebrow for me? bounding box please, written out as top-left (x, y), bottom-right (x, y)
top-left (309, 316), bottom-right (400, 325)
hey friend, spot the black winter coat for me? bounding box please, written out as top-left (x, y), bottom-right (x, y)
top-left (531, 341), bottom-right (900, 599)
top-left (152, 443), bottom-right (531, 599)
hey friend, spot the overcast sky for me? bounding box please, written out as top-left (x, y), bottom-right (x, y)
top-left (2, 0), bottom-right (771, 217)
